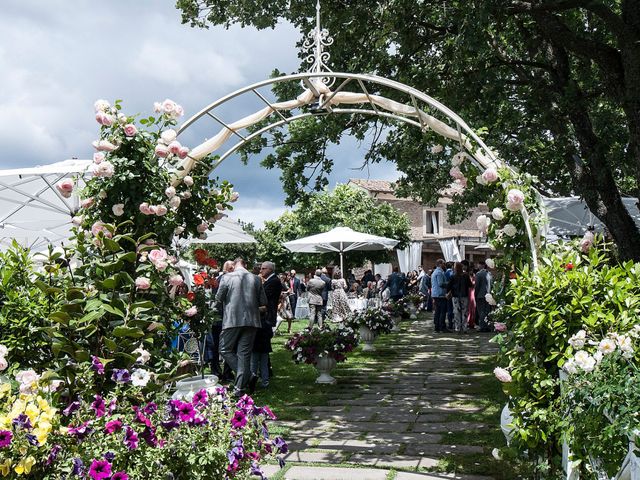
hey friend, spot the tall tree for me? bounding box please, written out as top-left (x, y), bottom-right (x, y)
top-left (177, 0), bottom-right (640, 260)
top-left (254, 184), bottom-right (411, 271)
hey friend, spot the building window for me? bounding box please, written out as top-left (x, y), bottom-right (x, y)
top-left (423, 209), bottom-right (442, 236)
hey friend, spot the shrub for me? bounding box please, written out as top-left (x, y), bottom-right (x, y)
top-left (348, 308), bottom-right (394, 335)
top-left (285, 326), bottom-right (358, 364)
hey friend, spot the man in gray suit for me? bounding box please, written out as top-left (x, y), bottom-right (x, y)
top-left (215, 257), bottom-right (267, 395)
top-left (474, 260), bottom-right (493, 332)
top-left (306, 269), bottom-right (326, 328)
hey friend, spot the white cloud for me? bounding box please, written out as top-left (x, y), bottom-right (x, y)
top-left (229, 197), bottom-right (288, 228)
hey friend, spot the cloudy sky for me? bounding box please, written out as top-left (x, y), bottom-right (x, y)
top-left (0, 0), bottom-right (399, 227)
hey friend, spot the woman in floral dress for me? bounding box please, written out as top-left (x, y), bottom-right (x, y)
top-left (331, 271), bottom-right (350, 322)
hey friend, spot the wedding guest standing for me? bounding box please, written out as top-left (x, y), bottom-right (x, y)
top-left (306, 269), bottom-right (326, 328)
top-left (386, 267), bottom-right (404, 302)
top-left (475, 260), bottom-right (493, 332)
top-left (288, 269), bottom-right (301, 316)
top-left (431, 259), bottom-right (449, 333)
top-left (447, 262), bottom-right (472, 333)
top-left (250, 261), bottom-right (282, 389)
top-left (330, 271), bottom-right (350, 322)
top-left (216, 257), bottom-right (267, 396)
top-left (208, 260), bottom-right (234, 381)
top-left (320, 267), bottom-right (332, 321)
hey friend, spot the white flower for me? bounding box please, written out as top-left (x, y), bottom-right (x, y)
top-left (593, 350), bottom-right (604, 363)
top-left (92, 139), bottom-right (118, 152)
top-left (230, 192), bottom-right (240, 202)
top-left (617, 335), bottom-right (634, 354)
top-left (117, 113), bottom-right (128, 125)
top-left (481, 168), bottom-right (499, 183)
top-left (451, 152), bottom-right (465, 166)
top-left (493, 367), bottom-right (512, 383)
top-left (72, 215), bottom-right (84, 226)
top-left (568, 330), bottom-right (587, 349)
top-left (491, 448), bottom-right (503, 461)
top-left (598, 338), bottom-right (616, 355)
top-left (153, 102), bottom-right (163, 113)
top-left (165, 186), bottom-right (176, 198)
top-left (476, 174), bottom-right (488, 186)
top-left (94, 99), bottom-right (110, 112)
top-left (485, 258), bottom-right (495, 269)
top-left (430, 144), bottom-right (443, 154)
top-left (183, 176), bottom-right (194, 187)
top-left (506, 189), bottom-right (525, 212)
top-left (563, 358), bottom-right (578, 375)
top-left (197, 222), bottom-right (209, 233)
top-left (574, 350), bottom-right (596, 372)
top-left (131, 368), bottom-right (151, 387)
top-left (0, 345), bottom-right (8, 357)
top-left (112, 204), bottom-right (125, 216)
top-left (160, 129), bottom-right (177, 144)
top-left (485, 293), bottom-right (496, 306)
top-left (93, 161), bottom-right (115, 178)
top-left (132, 346), bottom-right (151, 365)
top-left (491, 208), bottom-right (504, 221)
top-left (174, 226), bottom-right (185, 235)
top-left (15, 369), bottom-right (40, 393)
top-left (0, 357), bottom-right (7, 371)
top-left (476, 214), bottom-right (491, 234)
top-left (503, 224), bottom-right (517, 237)
top-left (169, 196), bottom-right (181, 209)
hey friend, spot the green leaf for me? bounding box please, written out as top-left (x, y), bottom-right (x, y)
top-left (112, 326), bottom-right (145, 338)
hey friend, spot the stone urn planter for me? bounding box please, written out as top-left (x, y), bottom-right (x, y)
top-left (391, 315), bottom-right (402, 332)
top-left (172, 374), bottom-right (219, 401)
top-left (408, 303), bottom-right (418, 319)
top-left (315, 355), bottom-right (337, 384)
top-left (359, 326), bottom-right (377, 351)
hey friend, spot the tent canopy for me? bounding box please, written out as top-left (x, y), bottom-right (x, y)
top-left (0, 159), bottom-right (91, 251)
top-left (283, 226), bottom-right (399, 273)
top-left (190, 217), bottom-right (256, 244)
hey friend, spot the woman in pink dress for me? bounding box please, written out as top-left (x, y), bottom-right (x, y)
top-left (467, 266), bottom-right (477, 329)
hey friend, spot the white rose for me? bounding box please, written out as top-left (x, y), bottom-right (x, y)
top-left (169, 196), bottom-right (181, 209)
top-left (117, 113), bottom-right (128, 125)
top-left (0, 357), bottom-right (7, 371)
top-left (174, 226), bottom-right (185, 235)
top-left (94, 99), bottom-right (110, 112)
top-left (131, 368), bottom-right (151, 387)
top-left (93, 161), bottom-right (114, 178)
top-left (485, 293), bottom-right (496, 306)
top-left (0, 345), bottom-right (8, 357)
top-left (503, 224), bottom-right (517, 237)
top-left (598, 338), bottom-right (616, 355)
top-left (165, 186), bottom-right (176, 198)
top-left (153, 102), bottom-right (163, 113)
top-left (568, 330), bottom-right (587, 349)
top-left (491, 208), bottom-right (504, 221)
top-left (476, 174), bottom-right (488, 186)
top-left (485, 258), bottom-right (495, 269)
top-left (161, 99), bottom-right (177, 113)
top-left (98, 190), bottom-right (108, 199)
top-left (181, 191), bottom-right (192, 199)
top-left (183, 176), bottom-right (194, 187)
top-left (430, 144), bottom-right (443, 154)
top-left (160, 129), bottom-right (177, 144)
top-left (574, 350), bottom-right (596, 372)
top-left (72, 215), bottom-right (84, 226)
top-left (476, 214), bottom-right (491, 234)
top-left (451, 152), bottom-right (465, 166)
top-left (112, 204), bottom-right (125, 216)
top-left (563, 358), bottom-right (578, 375)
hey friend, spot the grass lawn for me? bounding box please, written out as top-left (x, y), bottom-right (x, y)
top-left (248, 316), bottom-right (533, 478)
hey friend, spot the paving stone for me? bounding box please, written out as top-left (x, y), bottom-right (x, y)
top-left (283, 451), bottom-right (346, 463)
top-left (403, 443), bottom-right (485, 456)
top-left (284, 466), bottom-right (388, 480)
top-left (396, 472), bottom-right (494, 480)
top-left (412, 422), bottom-right (490, 433)
top-left (338, 421), bottom-right (411, 432)
top-left (261, 464), bottom-right (284, 477)
top-left (347, 454), bottom-right (439, 469)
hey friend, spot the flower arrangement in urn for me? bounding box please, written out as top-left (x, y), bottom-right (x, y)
top-left (347, 308), bottom-right (394, 335)
top-left (285, 326), bottom-right (358, 364)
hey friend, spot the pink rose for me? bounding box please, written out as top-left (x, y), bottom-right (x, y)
top-left (169, 275), bottom-right (183, 287)
top-left (95, 111), bottom-right (114, 126)
top-left (139, 202), bottom-right (152, 215)
top-left (123, 124), bottom-right (138, 137)
top-left (56, 179), bottom-right (74, 198)
top-left (449, 166), bottom-right (464, 180)
top-left (169, 196), bottom-right (181, 209)
top-left (185, 306), bottom-right (198, 317)
top-left (112, 204), bottom-right (125, 216)
top-left (0, 357), bottom-right (7, 371)
top-left (168, 141), bottom-right (182, 155)
top-left (174, 105), bottom-right (184, 117)
top-left (91, 221), bottom-right (112, 238)
top-left (154, 205), bottom-right (168, 216)
top-left (494, 322), bottom-right (507, 333)
top-left (178, 146), bottom-right (190, 159)
top-left (165, 186), bottom-right (176, 198)
top-left (153, 102), bottom-right (163, 113)
top-left (93, 161), bottom-right (114, 178)
top-left (506, 189), bottom-right (525, 211)
top-left (81, 197), bottom-right (95, 209)
top-left (183, 176), bottom-right (194, 187)
top-left (580, 231), bottom-right (595, 253)
top-left (494, 367), bottom-right (512, 383)
top-left (160, 129), bottom-right (177, 144)
top-left (135, 277), bottom-right (151, 290)
top-left (481, 168), bottom-right (498, 183)
top-left (197, 222), bottom-right (209, 234)
top-left (92, 140), bottom-right (118, 152)
top-left (148, 248), bottom-right (168, 264)
top-left (155, 144), bottom-right (169, 158)
top-left (93, 152), bottom-right (105, 164)
top-left (161, 99), bottom-right (177, 113)
top-left (154, 260), bottom-right (168, 271)
top-left (72, 215), bottom-right (83, 226)
top-left (456, 177), bottom-right (468, 188)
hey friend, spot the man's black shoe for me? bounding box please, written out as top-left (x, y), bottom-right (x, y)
top-left (248, 374), bottom-right (259, 394)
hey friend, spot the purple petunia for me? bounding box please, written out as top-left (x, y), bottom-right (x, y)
top-left (107, 398), bottom-right (117, 415)
top-left (104, 452), bottom-right (115, 462)
top-left (111, 369), bottom-right (130, 384)
top-left (160, 419), bottom-right (180, 431)
top-left (236, 394), bottom-right (254, 412)
top-left (12, 413), bottom-right (32, 430)
top-left (104, 419), bottom-right (123, 434)
top-left (123, 426), bottom-right (138, 450)
top-left (132, 406), bottom-right (151, 427)
top-left (63, 401), bottom-right (81, 417)
top-left (68, 421), bottom-right (93, 441)
top-left (273, 436), bottom-right (288, 454)
top-left (176, 401), bottom-right (196, 423)
top-left (88, 459), bottom-right (112, 480)
top-left (0, 430), bottom-right (12, 448)
top-left (192, 389), bottom-right (208, 405)
top-left (25, 433), bottom-right (38, 445)
top-left (142, 402), bottom-right (157, 416)
top-left (230, 410), bottom-right (247, 429)
top-left (45, 444), bottom-right (62, 466)
top-left (91, 395), bottom-right (106, 418)
top-left (140, 426), bottom-right (158, 447)
top-left (250, 461), bottom-right (267, 480)
top-left (72, 457), bottom-right (85, 476)
top-left (111, 472), bottom-right (129, 480)
top-left (91, 356), bottom-right (105, 375)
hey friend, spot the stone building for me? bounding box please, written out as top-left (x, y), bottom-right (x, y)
top-left (348, 179), bottom-right (491, 269)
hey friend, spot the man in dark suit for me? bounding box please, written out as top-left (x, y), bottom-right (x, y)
top-left (288, 269), bottom-right (301, 316)
top-left (474, 260), bottom-right (493, 332)
top-left (209, 260), bottom-right (234, 380)
top-left (216, 257), bottom-right (267, 396)
top-left (261, 261), bottom-right (283, 328)
top-left (320, 267), bottom-right (332, 320)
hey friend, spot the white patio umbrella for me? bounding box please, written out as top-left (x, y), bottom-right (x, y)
top-left (190, 217), bottom-right (256, 244)
top-left (0, 159), bottom-right (92, 251)
top-left (283, 226), bottom-right (399, 274)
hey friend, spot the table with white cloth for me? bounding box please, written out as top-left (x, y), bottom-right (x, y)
top-left (294, 293), bottom-right (310, 319)
top-left (347, 298), bottom-right (368, 311)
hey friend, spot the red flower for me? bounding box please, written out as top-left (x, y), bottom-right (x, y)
top-left (193, 274), bottom-right (205, 286)
top-left (206, 258), bottom-right (218, 268)
top-left (194, 249), bottom-right (208, 265)
top-left (186, 291), bottom-right (196, 301)
top-left (200, 272), bottom-right (208, 279)
top-left (565, 262), bottom-right (574, 271)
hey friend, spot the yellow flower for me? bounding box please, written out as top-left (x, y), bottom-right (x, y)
top-left (0, 415), bottom-right (9, 429)
top-left (0, 382), bottom-right (10, 398)
top-left (24, 403), bottom-right (39, 424)
top-left (33, 427), bottom-right (48, 445)
top-left (14, 456), bottom-right (35, 475)
top-left (37, 397), bottom-right (50, 412)
top-left (0, 459), bottom-right (12, 477)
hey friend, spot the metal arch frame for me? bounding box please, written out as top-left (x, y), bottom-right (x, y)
top-left (177, 71), bottom-right (539, 270)
top-left (177, 72), bottom-right (499, 167)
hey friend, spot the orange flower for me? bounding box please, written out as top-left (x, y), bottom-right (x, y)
top-left (193, 274), bottom-right (205, 286)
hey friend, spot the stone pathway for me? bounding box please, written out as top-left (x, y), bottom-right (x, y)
top-left (275, 314), bottom-right (499, 480)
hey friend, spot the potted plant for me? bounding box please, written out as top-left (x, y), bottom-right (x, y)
top-left (285, 326), bottom-right (358, 383)
top-left (347, 308), bottom-right (394, 351)
top-left (405, 294), bottom-right (422, 318)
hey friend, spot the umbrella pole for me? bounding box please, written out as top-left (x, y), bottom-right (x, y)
top-left (340, 250), bottom-right (344, 276)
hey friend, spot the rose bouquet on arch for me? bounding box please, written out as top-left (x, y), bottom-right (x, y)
top-left (47, 99), bottom-right (239, 397)
top-left (285, 326), bottom-right (358, 365)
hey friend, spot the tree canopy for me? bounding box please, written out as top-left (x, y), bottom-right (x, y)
top-left (253, 183), bottom-right (411, 271)
top-left (177, 0), bottom-right (640, 260)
